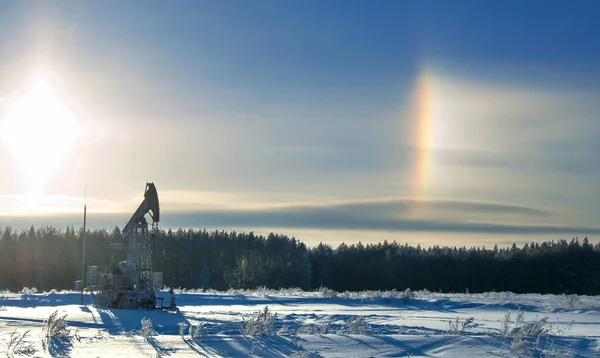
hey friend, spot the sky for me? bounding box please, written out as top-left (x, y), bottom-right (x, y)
top-left (0, 0), bottom-right (599, 247)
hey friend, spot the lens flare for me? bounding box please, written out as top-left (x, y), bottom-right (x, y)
top-left (0, 77), bottom-right (83, 197)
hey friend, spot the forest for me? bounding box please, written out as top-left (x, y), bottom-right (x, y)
top-left (0, 225), bottom-right (598, 295)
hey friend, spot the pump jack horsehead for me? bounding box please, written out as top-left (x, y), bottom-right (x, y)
top-left (80, 183), bottom-right (177, 312)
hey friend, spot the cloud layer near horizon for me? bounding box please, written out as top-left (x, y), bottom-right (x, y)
top-left (2, 198), bottom-right (598, 240)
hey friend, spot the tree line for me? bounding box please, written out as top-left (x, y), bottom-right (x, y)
top-left (0, 225), bottom-right (599, 295)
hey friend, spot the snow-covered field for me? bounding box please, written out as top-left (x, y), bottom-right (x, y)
top-left (0, 288), bottom-right (599, 357)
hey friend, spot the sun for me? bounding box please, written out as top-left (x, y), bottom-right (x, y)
top-left (0, 77), bottom-right (83, 195)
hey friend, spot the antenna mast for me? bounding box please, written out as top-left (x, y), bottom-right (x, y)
top-left (80, 187), bottom-right (87, 305)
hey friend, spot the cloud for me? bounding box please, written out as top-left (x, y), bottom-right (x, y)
top-left (162, 210), bottom-right (596, 236)
top-left (1, 198), bottom-right (595, 245)
top-left (0, 193), bottom-right (130, 215)
top-left (430, 74), bottom-right (600, 156)
top-left (0, 213), bottom-right (123, 231)
top-left (152, 198), bottom-right (585, 235)
top-left (434, 149), bottom-right (600, 176)
top-left (425, 200), bottom-right (547, 217)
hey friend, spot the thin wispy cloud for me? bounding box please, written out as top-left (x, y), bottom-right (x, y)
top-left (2, 197), bottom-right (595, 240)
top-left (162, 203), bottom-right (596, 236)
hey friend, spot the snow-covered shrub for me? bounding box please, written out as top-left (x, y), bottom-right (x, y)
top-left (500, 310), bottom-right (549, 338)
top-left (380, 289), bottom-right (397, 303)
top-left (498, 309), bottom-right (568, 357)
top-left (448, 316), bottom-right (475, 335)
top-left (253, 286), bottom-right (268, 297)
top-left (20, 287), bottom-right (38, 300)
top-left (360, 290), bottom-right (379, 303)
top-left (240, 306), bottom-right (277, 336)
top-left (93, 329), bottom-right (109, 342)
top-left (278, 324), bottom-right (289, 335)
top-left (319, 319), bottom-right (332, 334)
top-left (517, 316), bottom-right (549, 337)
top-left (119, 329), bottom-right (135, 337)
top-left (189, 323), bottom-right (203, 340)
top-left (510, 337), bottom-right (540, 356)
top-left (540, 319), bottom-right (576, 357)
top-left (42, 310), bottom-right (70, 341)
top-left (346, 315), bottom-right (367, 334)
top-left (138, 318), bottom-right (157, 338)
top-left (178, 322), bottom-right (187, 338)
top-left (319, 287), bottom-right (337, 298)
top-left (551, 318), bottom-right (574, 336)
top-left (563, 294), bottom-right (581, 310)
top-left (500, 311), bottom-right (512, 337)
top-left (5, 329), bottom-right (34, 357)
top-left (280, 287), bottom-right (304, 296)
top-left (402, 288), bottom-right (413, 304)
top-left (19, 287), bottom-right (38, 295)
top-left (340, 291), bottom-right (352, 299)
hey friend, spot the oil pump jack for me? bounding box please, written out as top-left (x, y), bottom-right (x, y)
top-left (83, 183), bottom-right (175, 311)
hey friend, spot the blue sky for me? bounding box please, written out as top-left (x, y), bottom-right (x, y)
top-left (0, 0), bottom-right (599, 247)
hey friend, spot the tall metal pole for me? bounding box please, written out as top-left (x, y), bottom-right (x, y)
top-left (80, 187), bottom-right (87, 305)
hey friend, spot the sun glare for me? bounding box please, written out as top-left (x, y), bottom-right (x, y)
top-left (0, 77), bottom-right (83, 195)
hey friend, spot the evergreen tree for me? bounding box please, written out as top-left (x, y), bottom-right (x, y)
top-left (0, 225), bottom-right (599, 295)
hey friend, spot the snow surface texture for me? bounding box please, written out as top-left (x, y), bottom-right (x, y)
top-left (0, 288), bottom-right (599, 357)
